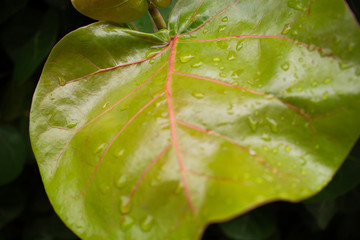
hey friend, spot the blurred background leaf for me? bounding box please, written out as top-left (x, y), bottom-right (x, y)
top-left (0, 125), bottom-right (26, 186)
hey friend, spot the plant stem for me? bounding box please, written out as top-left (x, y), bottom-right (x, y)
top-left (148, 2), bottom-right (167, 30)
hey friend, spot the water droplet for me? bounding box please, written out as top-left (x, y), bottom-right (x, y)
top-left (281, 62), bottom-right (290, 71)
top-left (146, 49), bottom-right (160, 58)
top-left (285, 145), bottom-right (292, 152)
top-left (291, 29), bottom-right (298, 36)
top-left (227, 103), bottom-right (234, 115)
top-left (115, 175), bottom-right (126, 188)
top-left (219, 72), bottom-right (227, 78)
top-left (266, 117), bottom-right (278, 133)
top-left (180, 54), bottom-right (194, 63)
top-left (141, 215), bottom-right (154, 232)
top-left (217, 40), bottom-right (228, 49)
top-left (192, 91), bottom-right (204, 99)
top-left (236, 41), bottom-right (243, 51)
top-left (339, 62), bottom-right (352, 70)
top-left (149, 59), bottom-right (155, 64)
top-left (249, 149), bottom-right (256, 156)
top-left (247, 116), bottom-right (258, 131)
top-left (301, 170), bottom-right (306, 176)
top-left (263, 146), bottom-right (269, 152)
top-left (58, 77), bottom-right (66, 86)
top-left (282, 24), bottom-right (291, 34)
top-left (312, 81), bottom-right (318, 87)
top-left (227, 50), bottom-right (237, 60)
top-left (120, 196), bottom-right (130, 214)
top-left (212, 57), bottom-right (221, 62)
top-left (66, 118), bottom-right (78, 128)
top-left (103, 102), bottom-right (109, 109)
top-left (261, 133), bottom-right (271, 141)
top-left (322, 92), bottom-right (328, 100)
top-left (222, 16), bottom-right (228, 22)
top-left (218, 25), bottom-right (227, 32)
top-left (203, 28), bottom-right (208, 33)
top-left (95, 143), bottom-right (107, 154)
top-left (120, 216), bottom-right (133, 230)
top-left (298, 57), bottom-right (304, 62)
top-left (287, 0), bottom-right (306, 11)
top-left (120, 104), bottom-right (129, 111)
top-left (323, 78), bottom-right (332, 84)
top-left (219, 66), bottom-right (225, 70)
top-left (231, 69), bottom-right (243, 78)
top-left (191, 61), bottom-right (203, 68)
top-left (272, 148), bottom-right (278, 154)
top-left (297, 87), bottom-right (302, 92)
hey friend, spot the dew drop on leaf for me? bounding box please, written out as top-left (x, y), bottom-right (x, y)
top-left (191, 61), bottom-right (203, 68)
top-left (281, 62), bottom-right (290, 71)
top-left (120, 196), bottom-right (130, 214)
top-left (219, 72), bottom-right (227, 78)
top-left (149, 59), bottom-right (155, 64)
top-left (249, 149), bottom-right (256, 156)
top-left (180, 54), bottom-right (194, 63)
top-left (266, 117), bottom-right (278, 133)
top-left (95, 143), bottom-right (107, 154)
top-left (227, 50), bottom-right (237, 60)
top-left (322, 91), bottom-right (328, 100)
top-left (121, 216), bottom-right (134, 230)
top-left (141, 215), bottom-right (154, 232)
top-left (339, 61), bottom-right (352, 70)
top-left (282, 24), bottom-right (291, 34)
top-left (115, 175), bottom-right (126, 188)
top-left (236, 41), bottom-right (243, 51)
top-left (323, 78), bottom-right (332, 84)
top-left (120, 104), bottom-right (129, 111)
top-left (218, 25), bottom-right (227, 32)
top-left (287, 0), bottom-right (306, 11)
top-left (58, 77), bottom-right (66, 86)
top-left (192, 91), bottom-right (204, 99)
top-left (285, 145), bottom-right (292, 152)
top-left (247, 116), bottom-right (258, 131)
top-left (212, 57), bottom-right (221, 62)
top-left (102, 102), bottom-right (109, 109)
top-left (312, 81), bottom-right (318, 87)
top-left (272, 148), bottom-right (278, 154)
top-left (231, 69), bottom-right (243, 78)
top-left (203, 28), bottom-right (208, 33)
top-left (222, 16), bottom-right (228, 22)
top-left (261, 133), bottom-right (271, 141)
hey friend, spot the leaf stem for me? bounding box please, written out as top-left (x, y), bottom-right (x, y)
top-left (148, 2), bottom-right (167, 30)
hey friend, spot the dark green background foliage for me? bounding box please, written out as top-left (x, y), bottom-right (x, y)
top-left (0, 0), bottom-right (359, 239)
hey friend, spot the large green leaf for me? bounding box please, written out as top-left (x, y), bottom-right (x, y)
top-left (30, 0), bottom-right (360, 239)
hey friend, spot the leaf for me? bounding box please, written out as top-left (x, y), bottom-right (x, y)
top-left (304, 199), bottom-right (337, 230)
top-left (219, 205), bottom-right (277, 240)
top-left (305, 140), bottom-right (360, 203)
top-left (29, 0), bottom-right (360, 239)
top-left (1, 9), bottom-right (58, 84)
top-left (0, 125), bottom-right (27, 186)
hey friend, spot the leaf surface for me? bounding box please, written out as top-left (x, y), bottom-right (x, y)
top-left (30, 0), bottom-right (360, 239)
